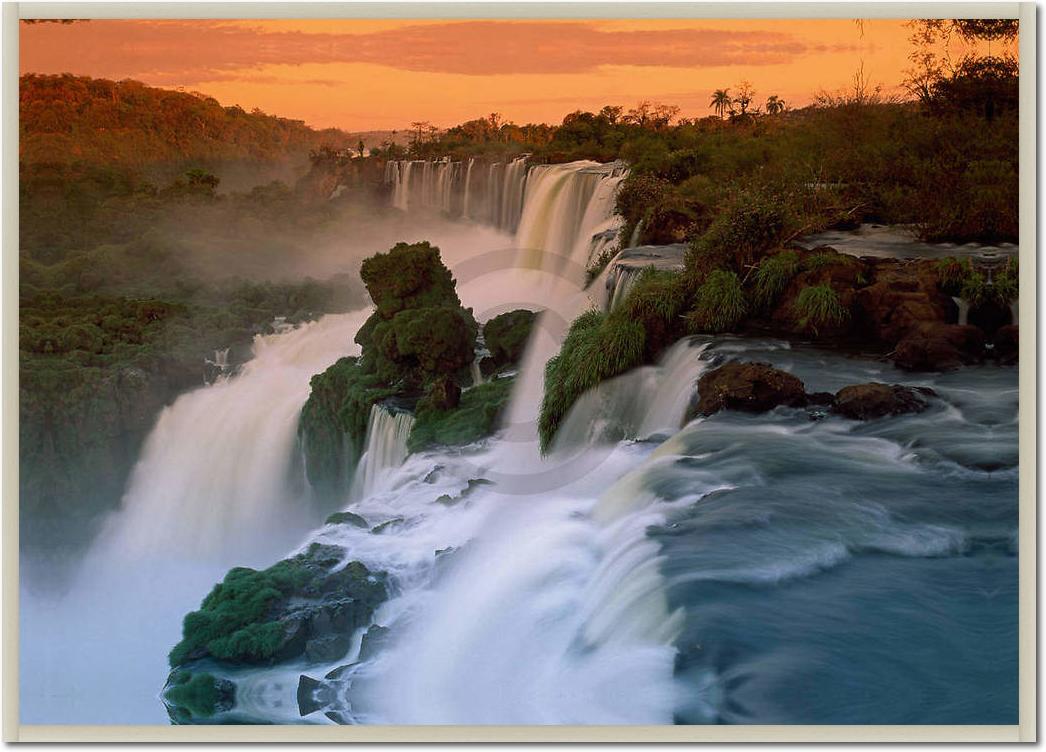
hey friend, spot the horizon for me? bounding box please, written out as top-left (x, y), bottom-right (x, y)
top-left (17, 18), bottom-right (1003, 132)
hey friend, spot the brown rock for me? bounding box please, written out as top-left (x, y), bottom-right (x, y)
top-left (856, 259), bottom-right (954, 344)
top-left (994, 325), bottom-right (1019, 365)
top-left (892, 322), bottom-right (985, 371)
top-left (692, 362), bottom-right (807, 417)
top-left (832, 383), bottom-right (935, 420)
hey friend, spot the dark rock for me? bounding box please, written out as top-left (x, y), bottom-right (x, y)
top-left (832, 383), bottom-right (936, 420)
top-left (324, 511), bottom-right (368, 528)
top-left (969, 300), bottom-right (1012, 335)
top-left (691, 362), bottom-right (807, 418)
top-left (297, 674), bottom-right (335, 716)
top-left (275, 616), bottom-right (311, 662)
top-left (324, 664), bottom-right (353, 682)
top-left (856, 259), bottom-right (953, 344)
top-left (358, 624), bottom-right (391, 663)
top-left (806, 391), bottom-right (835, 406)
top-left (371, 518), bottom-right (405, 534)
top-left (995, 325), bottom-right (1019, 364)
top-left (892, 322), bottom-right (985, 371)
top-left (305, 634), bottom-right (352, 663)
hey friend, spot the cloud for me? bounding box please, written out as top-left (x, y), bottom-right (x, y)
top-left (20, 19), bottom-right (852, 82)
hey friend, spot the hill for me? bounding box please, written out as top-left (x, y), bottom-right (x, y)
top-left (20, 73), bottom-right (355, 170)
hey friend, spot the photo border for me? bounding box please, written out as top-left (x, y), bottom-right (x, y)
top-left (3, 1), bottom-right (1036, 742)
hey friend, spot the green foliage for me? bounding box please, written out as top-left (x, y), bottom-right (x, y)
top-left (298, 357), bottom-right (397, 499)
top-left (408, 377), bottom-right (515, 452)
top-left (688, 270), bottom-right (748, 333)
top-left (169, 558), bottom-right (311, 667)
top-left (685, 187), bottom-right (789, 282)
top-left (753, 251), bottom-right (800, 307)
top-left (803, 251), bottom-right (857, 271)
top-left (934, 256), bottom-right (968, 295)
top-left (795, 285), bottom-right (850, 333)
top-left (482, 310), bottom-right (537, 369)
top-left (163, 673), bottom-right (226, 719)
top-left (369, 307), bottom-right (477, 383)
top-left (358, 242), bottom-right (462, 319)
top-left (538, 310), bottom-right (646, 451)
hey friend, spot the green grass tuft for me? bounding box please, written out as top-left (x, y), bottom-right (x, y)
top-left (795, 284), bottom-right (849, 333)
top-left (752, 251), bottom-right (800, 307)
top-left (688, 270), bottom-right (748, 332)
top-left (408, 377), bottom-right (515, 452)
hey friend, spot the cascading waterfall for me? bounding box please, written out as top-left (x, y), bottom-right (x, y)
top-left (350, 405), bottom-right (417, 501)
top-left (952, 296), bottom-right (971, 326)
top-left (97, 311), bottom-right (372, 564)
top-left (514, 161), bottom-right (627, 276)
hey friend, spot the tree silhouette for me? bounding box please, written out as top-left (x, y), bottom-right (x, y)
top-left (765, 95), bottom-right (786, 115)
top-left (710, 89), bottom-right (731, 119)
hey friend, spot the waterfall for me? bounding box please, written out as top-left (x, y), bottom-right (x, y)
top-left (97, 311), bottom-right (371, 564)
top-left (952, 296), bottom-right (970, 326)
top-left (462, 158), bottom-right (475, 219)
top-left (515, 161), bottom-right (626, 277)
top-left (470, 357), bottom-right (485, 387)
top-left (350, 404), bottom-right (416, 501)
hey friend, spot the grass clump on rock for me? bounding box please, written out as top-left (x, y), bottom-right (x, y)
top-left (688, 270), bottom-right (748, 333)
top-left (539, 310), bottom-right (645, 452)
top-left (795, 284), bottom-right (849, 333)
top-left (752, 251), bottom-right (800, 308)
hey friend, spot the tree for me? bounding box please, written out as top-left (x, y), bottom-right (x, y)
top-left (765, 95), bottom-right (786, 115)
top-left (710, 89), bottom-right (731, 119)
top-left (409, 121), bottom-right (431, 146)
top-left (599, 105), bottom-right (624, 125)
top-left (732, 81), bottom-right (755, 115)
top-left (356, 138), bottom-right (366, 158)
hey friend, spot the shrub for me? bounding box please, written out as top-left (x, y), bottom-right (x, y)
top-left (408, 377), bottom-right (514, 452)
top-left (538, 310), bottom-right (645, 451)
top-left (358, 241), bottom-right (461, 318)
top-left (685, 188), bottom-right (788, 283)
top-left (753, 251), bottom-right (800, 307)
top-left (688, 270), bottom-right (748, 332)
top-left (621, 268), bottom-right (688, 359)
top-left (934, 256), bottom-right (968, 295)
top-left (482, 310), bottom-right (537, 369)
top-left (795, 285), bottom-right (849, 333)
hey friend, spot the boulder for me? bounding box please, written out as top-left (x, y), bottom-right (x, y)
top-left (856, 259), bottom-right (954, 344)
top-left (691, 362), bottom-right (808, 417)
top-left (324, 511), bottom-right (368, 528)
top-left (892, 322), bottom-right (985, 371)
top-left (832, 383), bottom-right (936, 420)
top-left (994, 325), bottom-right (1019, 365)
top-left (305, 634), bottom-right (352, 663)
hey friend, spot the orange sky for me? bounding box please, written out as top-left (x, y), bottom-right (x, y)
top-left (19, 18), bottom-right (1003, 131)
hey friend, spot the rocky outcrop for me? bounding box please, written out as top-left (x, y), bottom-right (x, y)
top-left (168, 542), bottom-right (387, 671)
top-left (691, 362), bottom-right (808, 417)
top-left (832, 383), bottom-right (935, 420)
top-left (692, 361), bottom-right (939, 421)
top-left (892, 322), bottom-right (985, 372)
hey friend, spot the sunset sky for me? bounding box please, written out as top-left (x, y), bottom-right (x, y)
top-left (20, 19), bottom-right (994, 131)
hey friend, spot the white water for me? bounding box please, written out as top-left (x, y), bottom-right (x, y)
top-left (952, 296), bottom-right (971, 326)
top-left (350, 405), bottom-right (416, 501)
top-left (97, 310), bottom-right (371, 564)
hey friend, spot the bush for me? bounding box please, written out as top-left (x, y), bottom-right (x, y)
top-left (621, 269), bottom-right (688, 359)
top-left (359, 241), bottom-right (461, 318)
top-left (408, 377), bottom-right (514, 452)
top-left (482, 310), bottom-right (537, 370)
top-left (934, 256), bottom-right (968, 295)
top-left (539, 311), bottom-right (645, 451)
top-left (795, 285), bottom-right (849, 333)
top-left (685, 188), bottom-right (788, 282)
top-left (688, 270), bottom-right (748, 332)
top-left (753, 251), bottom-right (800, 307)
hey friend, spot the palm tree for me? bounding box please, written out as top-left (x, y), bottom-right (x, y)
top-left (710, 89), bottom-right (731, 119)
top-left (765, 95), bottom-right (786, 115)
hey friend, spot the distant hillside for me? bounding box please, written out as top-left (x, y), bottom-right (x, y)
top-left (20, 74), bottom-right (355, 169)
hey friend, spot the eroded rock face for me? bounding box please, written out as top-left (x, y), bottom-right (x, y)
top-left (832, 383), bottom-right (936, 420)
top-left (893, 322), bottom-right (985, 371)
top-left (857, 259), bottom-right (955, 344)
top-left (692, 362), bottom-right (808, 417)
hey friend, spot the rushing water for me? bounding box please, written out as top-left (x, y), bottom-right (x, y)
top-left (20, 161), bottom-right (1017, 726)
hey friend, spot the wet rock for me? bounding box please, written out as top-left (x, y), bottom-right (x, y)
top-left (856, 259), bottom-right (954, 343)
top-left (324, 511), bottom-right (368, 528)
top-left (995, 325), bottom-right (1019, 365)
top-left (371, 518), bottom-right (405, 534)
top-left (832, 383), bottom-right (936, 420)
top-left (297, 674), bottom-right (335, 716)
top-left (691, 362), bottom-right (808, 418)
top-left (892, 322), bottom-right (985, 371)
top-left (305, 634), bottom-right (352, 663)
top-left (357, 624), bottom-right (391, 663)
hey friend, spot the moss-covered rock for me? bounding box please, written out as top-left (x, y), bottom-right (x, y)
top-left (408, 377), bottom-right (514, 452)
top-left (324, 511), bottom-right (368, 528)
top-left (482, 310), bottom-right (537, 371)
top-left (168, 542), bottom-right (387, 668)
top-left (298, 356), bottom-right (396, 501)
